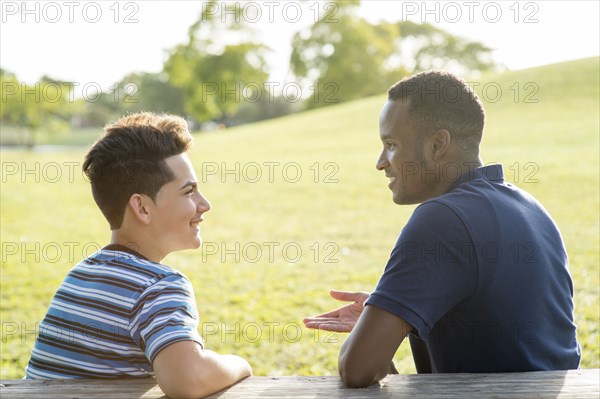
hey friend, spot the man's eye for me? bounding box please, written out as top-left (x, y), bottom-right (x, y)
top-left (386, 142), bottom-right (395, 150)
top-left (186, 189), bottom-right (194, 195)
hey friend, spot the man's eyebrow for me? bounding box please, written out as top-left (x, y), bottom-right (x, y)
top-left (179, 180), bottom-right (197, 190)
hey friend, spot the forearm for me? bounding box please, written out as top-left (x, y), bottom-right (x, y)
top-left (339, 338), bottom-right (389, 387)
top-left (154, 345), bottom-right (252, 399)
top-left (337, 306), bottom-right (411, 388)
top-left (189, 351), bottom-right (252, 396)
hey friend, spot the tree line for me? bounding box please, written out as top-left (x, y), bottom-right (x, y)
top-left (0, 0), bottom-right (496, 146)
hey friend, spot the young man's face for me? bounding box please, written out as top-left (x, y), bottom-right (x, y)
top-left (149, 153), bottom-right (210, 255)
top-left (376, 99), bottom-right (438, 205)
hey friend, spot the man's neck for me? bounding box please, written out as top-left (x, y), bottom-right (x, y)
top-left (434, 156), bottom-right (483, 196)
top-left (110, 230), bottom-right (165, 263)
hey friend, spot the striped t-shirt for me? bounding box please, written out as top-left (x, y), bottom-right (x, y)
top-left (25, 244), bottom-right (204, 379)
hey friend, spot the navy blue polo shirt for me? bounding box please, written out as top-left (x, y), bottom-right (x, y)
top-left (366, 164), bottom-right (581, 372)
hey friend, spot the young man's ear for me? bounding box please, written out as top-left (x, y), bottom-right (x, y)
top-left (430, 129), bottom-right (451, 161)
top-left (128, 193), bottom-right (152, 225)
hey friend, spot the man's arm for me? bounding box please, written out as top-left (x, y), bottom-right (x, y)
top-left (153, 341), bottom-right (252, 399)
top-left (338, 305), bottom-right (412, 388)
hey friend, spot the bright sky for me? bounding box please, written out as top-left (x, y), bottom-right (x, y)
top-left (1, 0), bottom-right (598, 93)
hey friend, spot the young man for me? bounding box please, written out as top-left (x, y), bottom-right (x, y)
top-left (26, 112), bottom-right (251, 398)
top-left (304, 71), bottom-right (581, 387)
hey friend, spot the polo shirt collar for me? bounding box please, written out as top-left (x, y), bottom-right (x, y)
top-left (445, 164), bottom-right (504, 194)
top-left (103, 243), bottom-right (151, 261)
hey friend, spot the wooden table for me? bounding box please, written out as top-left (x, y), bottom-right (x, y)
top-left (1, 369), bottom-right (598, 398)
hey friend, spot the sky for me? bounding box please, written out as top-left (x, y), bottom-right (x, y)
top-left (1, 0), bottom-right (598, 94)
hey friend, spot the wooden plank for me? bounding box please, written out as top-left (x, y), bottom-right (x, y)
top-left (1, 369), bottom-right (598, 399)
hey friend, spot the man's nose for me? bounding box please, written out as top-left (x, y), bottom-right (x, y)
top-left (197, 193), bottom-right (211, 212)
top-left (376, 152), bottom-right (389, 171)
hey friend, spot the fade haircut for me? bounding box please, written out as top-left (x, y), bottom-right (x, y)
top-left (388, 70), bottom-right (485, 155)
top-left (83, 112), bottom-right (193, 230)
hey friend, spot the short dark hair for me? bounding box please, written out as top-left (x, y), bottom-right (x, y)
top-left (83, 112), bottom-right (193, 229)
top-left (388, 70), bottom-right (485, 154)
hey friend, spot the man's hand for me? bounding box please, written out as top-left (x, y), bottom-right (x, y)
top-left (303, 290), bottom-right (370, 332)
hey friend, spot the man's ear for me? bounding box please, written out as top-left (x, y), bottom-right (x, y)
top-left (128, 193), bottom-right (152, 225)
top-left (430, 129), bottom-right (451, 161)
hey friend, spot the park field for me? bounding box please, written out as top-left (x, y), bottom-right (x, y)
top-left (1, 57), bottom-right (598, 378)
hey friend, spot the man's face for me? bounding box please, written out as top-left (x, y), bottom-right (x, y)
top-left (149, 153), bottom-right (211, 255)
top-left (376, 100), bottom-right (437, 205)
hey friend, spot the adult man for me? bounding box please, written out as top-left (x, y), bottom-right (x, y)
top-left (26, 113), bottom-right (251, 398)
top-left (304, 71), bottom-right (581, 387)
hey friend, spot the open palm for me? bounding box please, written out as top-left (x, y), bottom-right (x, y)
top-left (303, 290), bottom-right (370, 333)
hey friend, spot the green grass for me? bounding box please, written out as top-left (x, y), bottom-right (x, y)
top-left (1, 57), bottom-right (598, 378)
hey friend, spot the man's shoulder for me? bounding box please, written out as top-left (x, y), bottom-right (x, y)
top-left (423, 174), bottom-right (539, 219)
top-left (71, 248), bottom-right (190, 291)
top-left (411, 173), bottom-right (559, 247)
top-left (402, 200), bottom-right (467, 241)
top-left (404, 177), bottom-right (526, 238)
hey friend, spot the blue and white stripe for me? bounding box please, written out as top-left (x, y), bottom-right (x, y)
top-left (25, 247), bottom-right (204, 379)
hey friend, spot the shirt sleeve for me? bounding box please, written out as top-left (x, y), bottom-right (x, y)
top-left (129, 273), bottom-right (204, 363)
top-left (366, 200), bottom-right (478, 339)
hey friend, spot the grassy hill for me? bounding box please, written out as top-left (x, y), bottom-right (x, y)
top-left (1, 57), bottom-right (598, 378)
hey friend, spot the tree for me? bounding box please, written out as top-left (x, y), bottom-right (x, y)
top-left (112, 72), bottom-right (186, 115)
top-left (0, 69), bottom-right (19, 123)
top-left (1, 72), bottom-right (74, 147)
top-left (396, 21), bottom-right (496, 74)
top-left (290, 1), bottom-right (496, 109)
top-left (164, 1), bottom-right (269, 123)
top-left (291, 1), bottom-right (403, 109)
